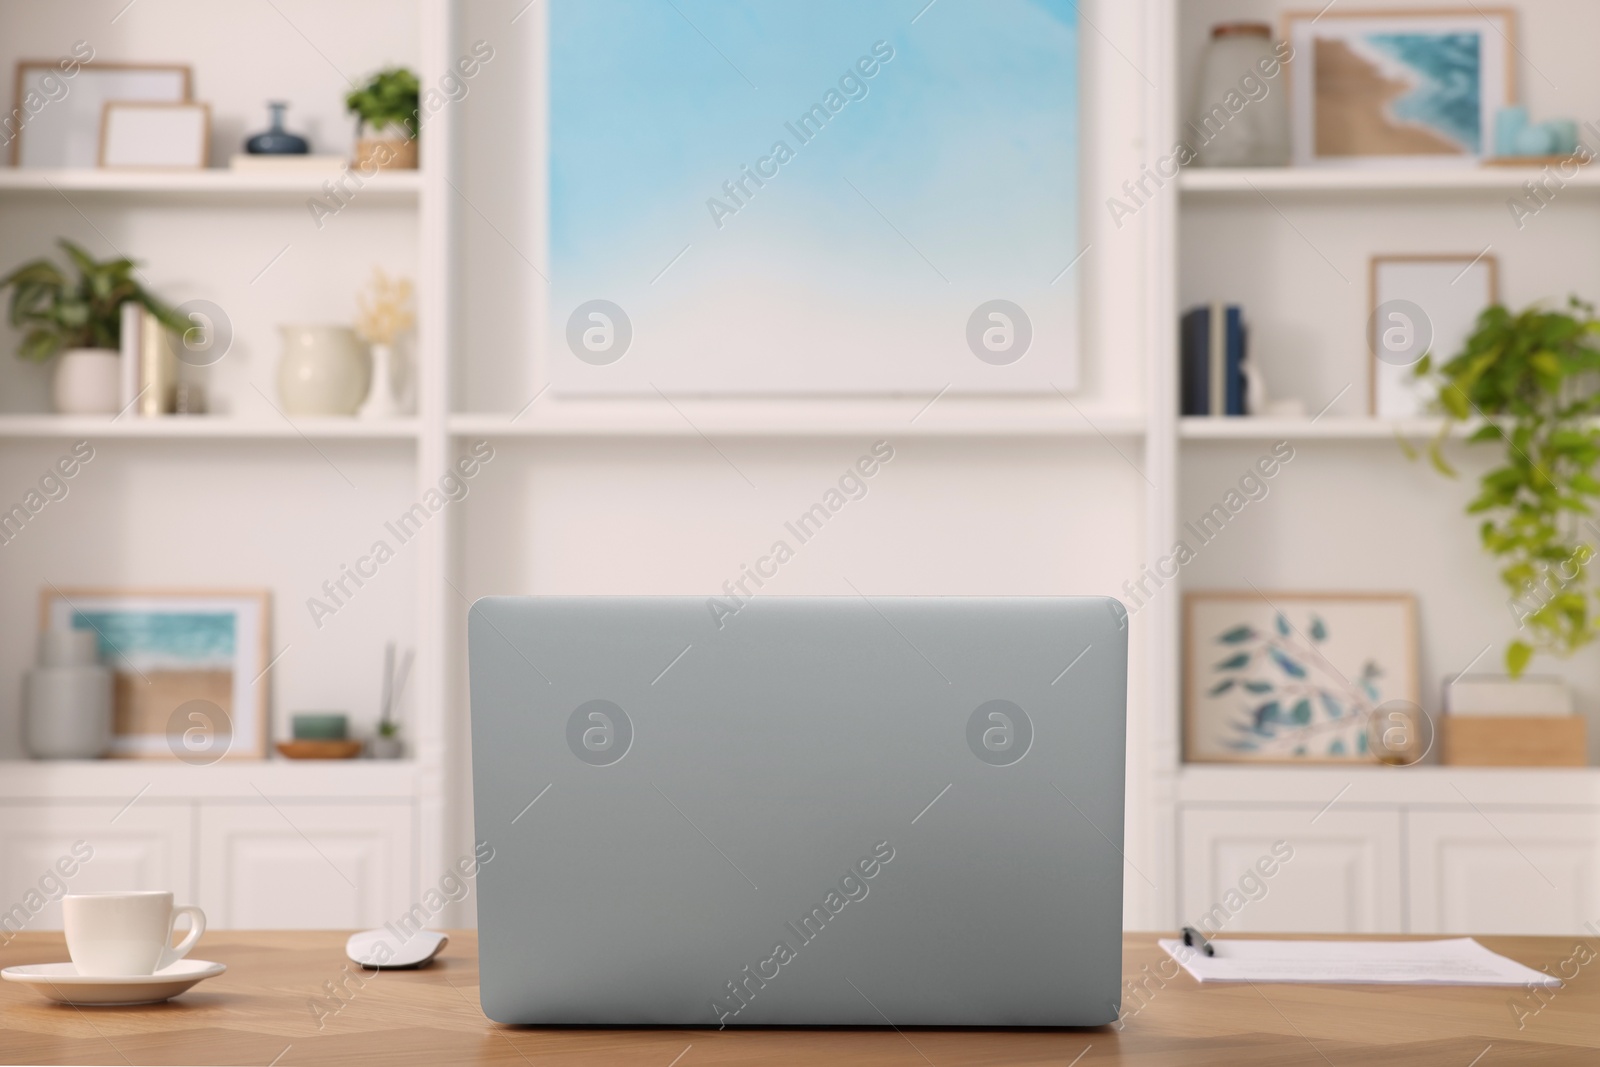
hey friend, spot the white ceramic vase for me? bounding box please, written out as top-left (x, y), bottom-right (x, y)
top-left (277, 326), bottom-right (370, 416)
top-left (24, 630), bottom-right (112, 759)
top-left (52, 348), bottom-right (122, 415)
top-left (1191, 24), bottom-right (1290, 167)
top-left (358, 342), bottom-right (400, 420)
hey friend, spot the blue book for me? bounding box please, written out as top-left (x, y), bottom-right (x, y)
top-left (1179, 305), bottom-right (1247, 416)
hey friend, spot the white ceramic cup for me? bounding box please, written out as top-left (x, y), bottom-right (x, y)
top-left (62, 891), bottom-right (205, 977)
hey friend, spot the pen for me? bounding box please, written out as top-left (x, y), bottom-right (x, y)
top-left (1181, 925), bottom-right (1215, 957)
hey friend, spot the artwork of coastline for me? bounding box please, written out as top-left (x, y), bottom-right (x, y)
top-left (1287, 12), bottom-right (1509, 167)
top-left (1316, 34), bottom-right (1480, 157)
top-left (43, 590), bottom-right (268, 758)
top-left (547, 0), bottom-right (1080, 395)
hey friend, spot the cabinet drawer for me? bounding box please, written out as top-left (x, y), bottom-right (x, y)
top-left (1180, 807), bottom-right (1403, 934)
top-left (197, 801), bottom-right (415, 929)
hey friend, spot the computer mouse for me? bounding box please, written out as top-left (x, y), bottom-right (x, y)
top-left (345, 927), bottom-right (448, 970)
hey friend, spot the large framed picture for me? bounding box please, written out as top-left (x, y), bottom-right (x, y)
top-left (545, 0), bottom-right (1080, 396)
top-left (1369, 253), bottom-right (1498, 416)
top-left (41, 588), bottom-right (271, 760)
top-left (1184, 591), bottom-right (1419, 763)
top-left (1282, 8), bottom-right (1514, 167)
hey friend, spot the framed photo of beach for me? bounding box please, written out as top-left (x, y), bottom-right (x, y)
top-left (1282, 8), bottom-right (1514, 167)
top-left (1184, 591), bottom-right (1419, 764)
top-left (40, 588), bottom-right (271, 760)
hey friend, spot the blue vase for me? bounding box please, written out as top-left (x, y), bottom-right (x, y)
top-left (245, 102), bottom-right (309, 155)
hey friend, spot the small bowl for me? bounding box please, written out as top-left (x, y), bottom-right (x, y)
top-left (277, 740), bottom-right (364, 760)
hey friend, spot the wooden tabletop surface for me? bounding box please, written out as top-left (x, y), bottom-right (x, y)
top-left (1, 931), bottom-right (1595, 1065)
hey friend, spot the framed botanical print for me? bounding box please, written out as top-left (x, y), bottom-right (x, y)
top-left (1184, 591), bottom-right (1419, 763)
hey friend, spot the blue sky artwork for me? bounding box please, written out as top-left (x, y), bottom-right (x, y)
top-left (548, 0), bottom-right (1080, 394)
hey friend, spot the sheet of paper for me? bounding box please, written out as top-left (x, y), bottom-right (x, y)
top-left (1157, 937), bottom-right (1561, 986)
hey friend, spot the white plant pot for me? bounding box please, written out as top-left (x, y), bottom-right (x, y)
top-left (52, 348), bottom-right (122, 415)
top-left (277, 325), bottom-right (370, 416)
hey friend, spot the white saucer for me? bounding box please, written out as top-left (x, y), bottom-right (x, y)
top-left (1, 959), bottom-right (226, 1006)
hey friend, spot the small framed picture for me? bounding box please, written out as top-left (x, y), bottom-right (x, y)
top-left (1282, 8), bottom-right (1514, 167)
top-left (10, 60), bottom-right (191, 167)
top-left (99, 101), bottom-right (209, 169)
top-left (1369, 253), bottom-right (1498, 417)
top-left (1184, 591), bottom-right (1419, 763)
top-left (41, 588), bottom-right (271, 760)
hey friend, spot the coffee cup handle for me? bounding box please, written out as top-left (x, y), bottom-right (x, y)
top-left (159, 905), bottom-right (206, 969)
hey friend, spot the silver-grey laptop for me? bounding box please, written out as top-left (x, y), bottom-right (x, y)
top-left (468, 596), bottom-right (1126, 1026)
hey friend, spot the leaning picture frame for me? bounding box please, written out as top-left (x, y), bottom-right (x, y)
top-left (1184, 591), bottom-right (1419, 764)
top-left (1369, 252), bottom-right (1498, 417)
top-left (10, 60), bottom-right (191, 167)
top-left (1281, 8), bottom-right (1515, 167)
top-left (39, 588), bottom-right (271, 760)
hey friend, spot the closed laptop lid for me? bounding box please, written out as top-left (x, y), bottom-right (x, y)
top-left (469, 595), bottom-right (1127, 1026)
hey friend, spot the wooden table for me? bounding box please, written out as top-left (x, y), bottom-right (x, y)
top-left (1, 931), bottom-right (1595, 1065)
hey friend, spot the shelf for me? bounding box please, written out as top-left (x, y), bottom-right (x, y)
top-left (1180, 417), bottom-right (1458, 441)
top-left (0, 415), bottom-right (420, 440)
top-left (452, 400), bottom-right (1147, 438)
top-left (0, 167), bottom-right (423, 203)
top-left (1178, 763), bottom-right (1600, 807)
top-left (0, 759), bottom-right (424, 800)
top-left (1179, 165), bottom-right (1594, 196)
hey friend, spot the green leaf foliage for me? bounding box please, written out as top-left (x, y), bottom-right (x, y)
top-left (0, 239), bottom-right (184, 362)
top-left (1413, 298), bottom-right (1600, 676)
top-left (345, 67), bottom-right (421, 139)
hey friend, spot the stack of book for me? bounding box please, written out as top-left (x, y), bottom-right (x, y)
top-left (1179, 303), bottom-right (1247, 416)
top-left (118, 302), bottom-right (177, 416)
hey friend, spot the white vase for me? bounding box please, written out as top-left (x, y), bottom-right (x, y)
top-left (277, 325), bottom-right (370, 416)
top-left (358, 342), bottom-right (400, 420)
top-left (52, 348), bottom-right (122, 415)
top-left (24, 630), bottom-right (112, 759)
top-left (1191, 23), bottom-right (1291, 167)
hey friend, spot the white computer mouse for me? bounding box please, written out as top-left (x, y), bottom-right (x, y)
top-left (345, 927), bottom-right (448, 970)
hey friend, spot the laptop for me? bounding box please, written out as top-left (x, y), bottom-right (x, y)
top-left (468, 596), bottom-right (1127, 1026)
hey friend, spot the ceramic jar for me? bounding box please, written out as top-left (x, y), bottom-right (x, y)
top-left (1190, 23), bottom-right (1290, 167)
top-left (24, 630), bottom-right (112, 759)
top-left (277, 326), bottom-right (370, 416)
top-left (52, 348), bottom-right (122, 415)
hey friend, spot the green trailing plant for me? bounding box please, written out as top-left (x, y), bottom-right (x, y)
top-left (0, 239), bottom-right (186, 363)
top-left (345, 67), bottom-right (421, 140)
top-left (1414, 297), bottom-right (1600, 676)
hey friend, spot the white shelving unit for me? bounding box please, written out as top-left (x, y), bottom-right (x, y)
top-left (0, 0), bottom-right (453, 930)
top-left (1154, 0), bottom-right (1600, 935)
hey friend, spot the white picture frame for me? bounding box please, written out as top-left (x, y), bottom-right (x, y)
top-left (99, 101), bottom-right (210, 169)
top-left (1369, 253), bottom-right (1498, 417)
top-left (11, 61), bottom-right (191, 168)
top-left (1283, 8), bottom-right (1514, 168)
top-left (41, 588), bottom-right (271, 760)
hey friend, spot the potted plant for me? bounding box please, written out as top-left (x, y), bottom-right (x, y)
top-left (1415, 297), bottom-right (1600, 676)
top-left (0, 239), bottom-right (186, 415)
top-left (345, 67), bottom-right (420, 171)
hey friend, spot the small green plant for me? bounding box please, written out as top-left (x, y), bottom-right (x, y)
top-left (1415, 297), bottom-right (1600, 676)
top-left (345, 67), bottom-right (421, 140)
top-left (0, 239), bottom-right (186, 362)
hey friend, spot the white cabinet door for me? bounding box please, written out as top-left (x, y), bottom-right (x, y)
top-left (0, 801), bottom-right (195, 932)
top-left (197, 802), bottom-right (415, 929)
top-left (1180, 807), bottom-right (1403, 934)
top-left (1407, 810), bottom-right (1600, 935)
